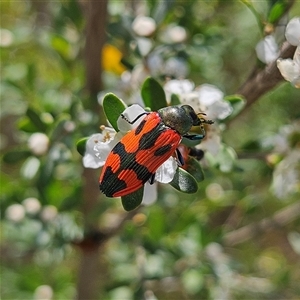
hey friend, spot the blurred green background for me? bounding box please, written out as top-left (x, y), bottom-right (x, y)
top-left (1, 1), bottom-right (300, 299)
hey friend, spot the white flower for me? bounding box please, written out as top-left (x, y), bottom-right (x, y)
top-left (142, 182), bottom-right (158, 206)
top-left (22, 197), bottom-right (41, 214)
top-left (140, 155), bottom-right (177, 203)
top-left (40, 205), bottom-right (57, 222)
top-left (277, 46), bottom-right (300, 88)
top-left (256, 35), bottom-right (279, 64)
top-left (155, 156), bottom-right (178, 183)
top-left (5, 204), bottom-right (25, 222)
top-left (160, 25), bottom-right (187, 44)
top-left (147, 51), bottom-right (188, 79)
top-left (83, 128), bottom-right (118, 169)
top-left (164, 80), bottom-right (231, 120)
top-left (198, 124), bottom-right (221, 156)
top-left (147, 53), bottom-right (164, 76)
top-left (0, 29), bottom-right (14, 47)
top-left (28, 132), bottom-right (49, 155)
top-left (136, 38), bottom-right (153, 56)
top-left (164, 57), bottom-right (189, 78)
top-left (164, 79), bottom-right (194, 97)
top-left (262, 121), bottom-right (300, 154)
top-left (271, 150), bottom-right (300, 199)
top-left (164, 81), bottom-right (230, 155)
top-left (132, 16), bottom-right (156, 37)
top-left (285, 17), bottom-right (300, 46)
top-left (34, 285), bottom-right (53, 300)
top-left (195, 84), bottom-right (232, 120)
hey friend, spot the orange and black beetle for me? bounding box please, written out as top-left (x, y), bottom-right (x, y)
top-left (99, 105), bottom-right (213, 197)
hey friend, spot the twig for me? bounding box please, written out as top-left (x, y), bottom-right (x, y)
top-left (237, 42), bottom-right (296, 111)
top-left (223, 202), bottom-right (300, 246)
top-left (76, 1), bottom-right (108, 299)
top-left (84, 0), bottom-right (108, 98)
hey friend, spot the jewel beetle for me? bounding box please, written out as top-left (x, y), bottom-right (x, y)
top-left (99, 105), bottom-right (213, 197)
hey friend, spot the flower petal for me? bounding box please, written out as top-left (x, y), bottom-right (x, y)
top-left (117, 104), bottom-right (147, 132)
top-left (277, 58), bottom-right (300, 85)
top-left (197, 84), bottom-right (224, 106)
top-left (142, 182), bottom-right (158, 205)
top-left (83, 132), bottom-right (117, 169)
top-left (132, 16), bottom-right (156, 37)
top-left (256, 35), bottom-right (279, 63)
top-left (155, 156), bottom-right (178, 183)
top-left (285, 17), bottom-right (300, 46)
top-left (206, 100), bottom-right (233, 120)
top-left (164, 79), bottom-right (195, 97)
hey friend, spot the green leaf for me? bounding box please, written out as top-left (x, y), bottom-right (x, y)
top-left (18, 117), bottom-right (40, 133)
top-left (224, 94), bottom-right (246, 120)
top-left (185, 156), bottom-right (205, 182)
top-left (76, 137), bottom-right (88, 156)
top-left (26, 63), bottom-right (36, 89)
top-left (181, 137), bottom-right (203, 147)
top-left (121, 186), bottom-right (144, 211)
top-left (51, 34), bottom-right (70, 60)
top-left (103, 93), bottom-right (127, 131)
top-left (169, 167), bottom-right (198, 194)
top-left (170, 93), bottom-right (181, 106)
top-left (268, 2), bottom-right (286, 23)
top-left (146, 206), bottom-right (165, 241)
top-left (26, 107), bottom-right (47, 132)
top-left (2, 149), bottom-right (31, 164)
top-left (141, 77), bottom-right (167, 111)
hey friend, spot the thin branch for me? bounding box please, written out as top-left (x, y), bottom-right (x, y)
top-left (223, 202), bottom-right (300, 246)
top-left (237, 42), bottom-right (296, 111)
top-left (84, 0), bottom-right (108, 97)
top-left (76, 1), bottom-right (108, 299)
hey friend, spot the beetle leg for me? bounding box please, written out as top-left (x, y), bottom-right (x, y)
top-left (175, 148), bottom-right (184, 166)
top-left (183, 134), bottom-right (205, 140)
top-left (149, 173), bottom-right (156, 185)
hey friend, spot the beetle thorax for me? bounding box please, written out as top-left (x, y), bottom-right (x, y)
top-left (158, 106), bottom-right (193, 135)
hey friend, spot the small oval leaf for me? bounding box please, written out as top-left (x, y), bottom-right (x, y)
top-left (76, 137), bottom-right (88, 156)
top-left (26, 107), bottom-right (47, 132)
top-left (185, 156), bottom-right (205, 182)
top-left (268, 2), bottom-right (286, 23)
top-left (224, 94), bottom-right (246, 120)
top-left (2, 149), bottom-right (31, 164)
top-left (169, 167), bottom-right (198, 194)
top-left (103, 93), bottom-right (127, 131)
top-left (121, 186), bottom-right (144, 211)
top-left (170, 93), bottom-right (181, 106)
top-left (18, 117), bottom-right (39, 133)
top-left (141, 77), bottom-right (167, 111)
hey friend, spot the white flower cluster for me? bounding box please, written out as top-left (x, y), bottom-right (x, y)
top-left (255, 17), bottom-right (300, 87)
top-left (262, 121), bottom-right (300, 199)
top-left (164, 79), bottom-right (232, 155)
top-left (28, 132), bottom-right (49, 156)
top-left (5, 197), bottom-right (57, 223)
top-left (277, 17), bottom-right (300, 88)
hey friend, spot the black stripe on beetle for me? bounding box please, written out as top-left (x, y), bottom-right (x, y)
top-left (100, 166), bottom-right (127, 196)
top-left (112, 142), bottom-right (154, 182)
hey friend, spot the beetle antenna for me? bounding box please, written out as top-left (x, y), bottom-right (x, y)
top-left (121, 112), bottom-right (149, 124)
